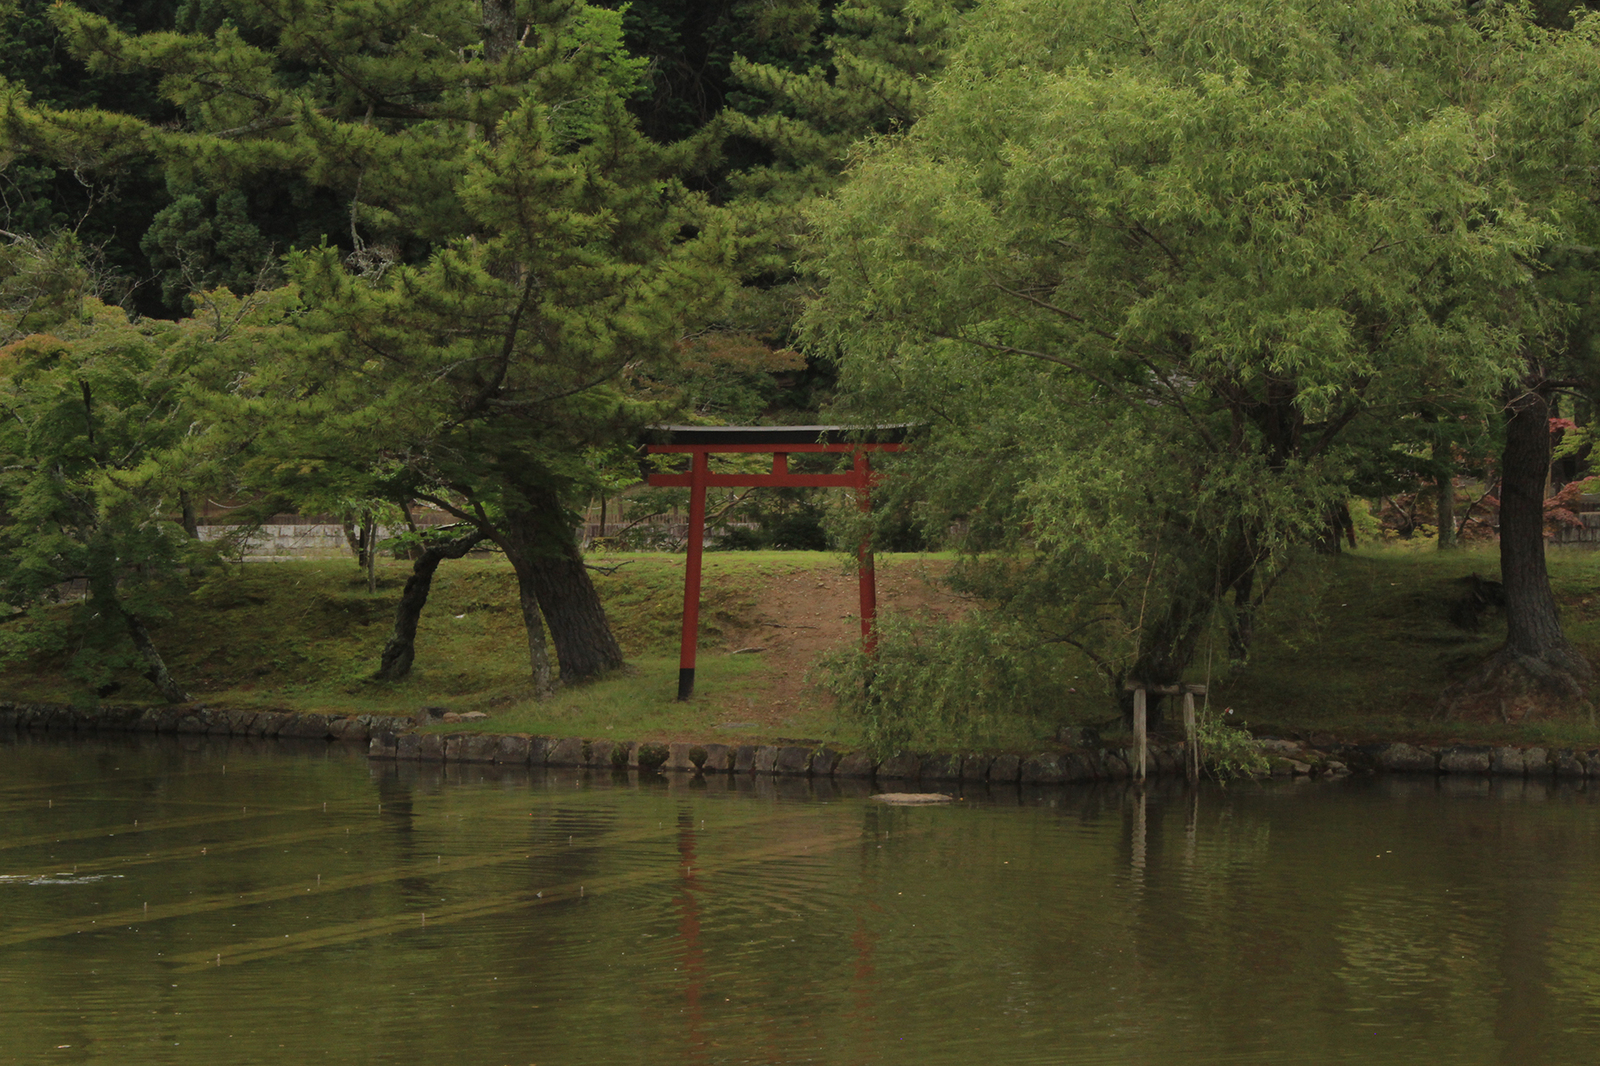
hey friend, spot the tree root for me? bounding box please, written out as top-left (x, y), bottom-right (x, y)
top-left (1436, 644), bottom-right (1595, 723)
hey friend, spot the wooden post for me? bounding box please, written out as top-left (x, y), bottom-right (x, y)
top-left (1132, 686), bottom-right (1147, 783)
top-left (854, 451), bottom-right (878, 650)
top-left (677, 451), bottom-right (709, 700)
top-left (1131, 787), bottom-right (1147, 874)
top-left (1183, 689), bottom-right (1198, 785)
top-left (1183, 788), bottom-right (1198, 869)
top-left (1121, 680), bottom-right (1206, 785)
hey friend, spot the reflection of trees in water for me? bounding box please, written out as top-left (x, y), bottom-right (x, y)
top-left (371, 764), bottom-right (623, 913)
top-left (1321, 780), bottom-right (1596, 1058)
top-left (375, 768), bottom-right (431, 906)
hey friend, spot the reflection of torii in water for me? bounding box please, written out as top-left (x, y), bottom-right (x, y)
top-left (643, 425), bottom-right (912, 700)
top-left (673, 808), bottom-right (708, 1064)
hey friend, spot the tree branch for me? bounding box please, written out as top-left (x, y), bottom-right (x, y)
top-left (926, 329), bottom-right (1130, 399)
top-left (986, 279), bottom-right (1120, 342)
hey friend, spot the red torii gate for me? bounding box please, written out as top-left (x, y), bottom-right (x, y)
top-left (643, 425), bottom-right (910, 700)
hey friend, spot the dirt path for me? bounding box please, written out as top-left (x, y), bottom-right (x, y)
top-left (707, 557), bottom-right (962, 728)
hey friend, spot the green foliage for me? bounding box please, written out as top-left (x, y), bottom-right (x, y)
top-left (812, 610), bottom-right (1071, 756)
top-left (9, 0), bottom-right (736, 683)
top-left (0, 0), bottom-right (181, 314)
top-left (724, 0), bottom-right (971, 209)
top-left (1194, 705), bottom-right (1269, 782)
top-left (139, 186), bottom-right (274, 308)
top-left (605, 0), bottom-right (823, 146)
top-left (708, 497), bottom-right (831, 551)
top-left (635, 741), bottom-right (670, 769)
top-left (807, 0), bottom-right (1600, 701)
top-left (661, 331), bottom-right (808, 421)
top-left (0, 240), bottom-right (222, 698)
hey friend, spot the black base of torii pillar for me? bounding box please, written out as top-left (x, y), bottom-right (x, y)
top-left (643, 425), bottom-right (911, 700)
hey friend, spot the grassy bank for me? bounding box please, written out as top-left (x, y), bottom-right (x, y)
top-left (1211, 544), bottom-right (1600, 749)
top-left (0, 552), bottom-right (879, 744)
top-left (3, 544), bottom-right (1600, 751)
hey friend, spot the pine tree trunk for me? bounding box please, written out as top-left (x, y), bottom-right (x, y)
top-left (342, 520), bottom-right (362, 564)
top-left (179, 489), bottom-right (200, 539)
top-left (365, 511), bottom-right (378, 594)
top-left (499, 491), bottom-right (625, 688)
top-left (374, 531), bottom-right (485, 681)
top-left (87, 567), bottom-right (190, 704)
top-left (528, 544), bottom-right (625, 681)
top-left (481, 0), bottom-right (517, 62)
top-left (400, 500), bottom-right (424, 560)
top-left (514, 562), bottom-right (555, 697)
top-left (124, 611), bottom-right (191, 704)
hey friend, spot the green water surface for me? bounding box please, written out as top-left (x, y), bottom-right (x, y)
top-left (2, 734), bottom-right (1597, 1065)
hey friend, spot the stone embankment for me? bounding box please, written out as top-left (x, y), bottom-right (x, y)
top-left (1201, 737), bottom-right (1600, 781)
top-left (5, 701), bottom-right (1600, 784)
top-left (0, 701), bottom-right (412, 742)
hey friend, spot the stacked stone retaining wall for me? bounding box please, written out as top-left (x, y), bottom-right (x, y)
top-left (0, 701), bottom-right (412, 742)
top-left (5, 701), bottom-right (1600, 785)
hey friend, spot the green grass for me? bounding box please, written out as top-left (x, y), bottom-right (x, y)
top-left (6, 543), bottom-right (1600, 751)
top-left (1207, 543), bottom-right (1600, 749)
top-left (421, 654), bottom-right (799, 741)
top-left (0, 552), bottom-right (869, 744)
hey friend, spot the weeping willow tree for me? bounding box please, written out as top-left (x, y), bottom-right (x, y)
top-left (807, 0), bottom-right (1600, 726)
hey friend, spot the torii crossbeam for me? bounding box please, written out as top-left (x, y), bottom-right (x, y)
top-left (643, 425), bottom-right (910, 700)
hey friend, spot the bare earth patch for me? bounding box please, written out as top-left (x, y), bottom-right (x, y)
top-left (705, 557), bottom-right (961, 731)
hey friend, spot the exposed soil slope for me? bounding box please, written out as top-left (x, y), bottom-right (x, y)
top-left (703, 557), bottom-right (960, 727)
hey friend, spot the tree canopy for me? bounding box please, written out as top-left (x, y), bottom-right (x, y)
top-left (805, 0), bottom-right (1600, 720)
top-left (2, 0), bottom-right (731, 694)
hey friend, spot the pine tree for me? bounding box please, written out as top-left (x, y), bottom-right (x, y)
top-left (9, 0), bottom-right (727, 690)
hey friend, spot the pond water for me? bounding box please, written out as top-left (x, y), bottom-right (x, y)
top-left (2, 734), bottom-right (1599, 1065)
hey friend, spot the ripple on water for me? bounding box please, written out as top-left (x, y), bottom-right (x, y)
top-left (4, 738), bottom-right (1600, 1065)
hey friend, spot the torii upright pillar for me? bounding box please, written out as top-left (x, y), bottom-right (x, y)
top-left (643, 425), bottom-right (909, 700)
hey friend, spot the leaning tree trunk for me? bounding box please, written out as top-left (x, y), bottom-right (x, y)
top-left (527, 542), bottom-right (625, 682)
top-left (374, 531), bottom-right (486, 681)
top-left (85, 567), bottom-right (190, 703)
top-left (512, 560), bottom-right (555, 698)
top-left (123, 611), bottom-right (191, 704)
top-left (342, 519), bottom-right (364, 565)
top-left (1439, 382), bottom-right (1593, 720)
top-left (500, 492), bottom-right (625, 690)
